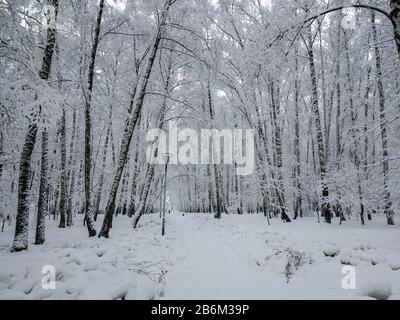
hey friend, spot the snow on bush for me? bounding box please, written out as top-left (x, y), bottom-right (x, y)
top-left (360, 281), bottom-right (392, 300)
top-left (389, 257), bottom-right (400, 271)
top-left (340, 244), bottom-right (388, 267)
top-left (261, 247), bottom-right (313, 283)
top-left (0, 265), bottom-right (165, 300)
top-left (323, 245), bottom-right (340, 257)
top-left (370, 254), bottom-right (386, 266)
top-left (284, 249), bottom-right (313, 283)
top-left (340, 251), bottom-right (360, 266)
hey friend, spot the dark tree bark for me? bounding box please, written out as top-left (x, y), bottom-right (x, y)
top-left (344, 34), bottom-right (365, 225)
top-left (390, 0), bottom-right (400, 59)
top-left (128, 122), bottom-right (141, 218)
top-left (271, 81), bottom-right (291, 223)
top-left (133, 59), bottom-right (172, 228)
top-left (363, 66), bottom-right (373, 221)
top-left (207, 82), bottom-right (223, 219)
top-left (99, 0), bottom-right (173, 238)
top-left (66, 107), bottom-right (77, 226)
top-left (35, 129), bottom-right (49, 245)
top-left (371, 12), bottom-right (395, 225)
top-left (59, 110), bottom-right (67, 228)
top-left (0, 129), bottom-right (3, 180)
top-left (335, 26), bottom-right (342, 160)
top-left (94, 110), bottom-right (112, 221)
top-left (293, 45), bottom-right (302, 220)
top-left (306, 27), bottom-right (331, 224)
top-left (83, 0), bottom-right (106, 237)
top-left (11, 0), bottom-right (59, 252)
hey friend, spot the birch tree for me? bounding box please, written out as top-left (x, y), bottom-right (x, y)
top-left (82, 0), bottom-right (106, 237)
top-left (99, 0), bottom-right (173, 238)
top-left (11, 0), bottom-right (59, 252)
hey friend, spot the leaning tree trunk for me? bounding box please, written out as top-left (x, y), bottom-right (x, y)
top-left (128, 122), bottom-right (141, 218)
top-left (59, 110), bottom-right (67, 228)
top-left (83, 0), bottom-right (105, 237)
top-left (133, 161), bottom-right (158, 229)
top-left (132, 60), bottom-right (172, 228)
top-left (116, 159), bottom-right (130, 216)
top-left (35, 129), bottom-right (49, 245)
top-left (11, 0), bottom-right (59, 252)
top-left (99, 0), bottom-right (172, 238)
top-left (371, 12), bottom-right (395, 225)
top-left (306, 27), bottom-right (331, 224)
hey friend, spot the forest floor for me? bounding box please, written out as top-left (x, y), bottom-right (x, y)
top-left (0, 212), bottom-right (400, 300)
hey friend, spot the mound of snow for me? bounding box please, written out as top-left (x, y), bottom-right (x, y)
top-left (323, 245), bottom-right (340, 257)
top-left (389, 257), bottom-right (400, 271)
top-left (340, 251), bottom-right (360, 266)
top-left (370, 254), bottom-right (386, 266)
top-left (360, 281), bottom-right (392, 300)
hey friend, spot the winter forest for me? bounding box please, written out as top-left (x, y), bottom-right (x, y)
top-left (0, 0), bottom-right (400, 300)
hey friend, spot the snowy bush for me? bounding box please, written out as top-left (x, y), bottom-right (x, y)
top-left (360, 282), bottom-right (392, 300)
top-left (283, 249), bottom-right (313, 283)
top-left (323, 245), bottom-right (340, 258)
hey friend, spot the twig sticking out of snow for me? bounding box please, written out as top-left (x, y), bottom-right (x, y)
top-left (261, 248), bottom-right (313, 283)
top-left (129, 261), bottom-right (168, 285)
top-left (284, 249), bottom-right (314, 283)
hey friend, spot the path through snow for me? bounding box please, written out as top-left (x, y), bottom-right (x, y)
top-left (164, 214), bottom-right (274, 299)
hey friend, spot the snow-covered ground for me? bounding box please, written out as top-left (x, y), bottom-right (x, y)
top-left (0, 213), bottom-right (399, 300)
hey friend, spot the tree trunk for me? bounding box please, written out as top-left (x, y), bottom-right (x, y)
top-left (59, 110), bottom-right (67, 228)
top-left (132, 60), bottom-right (172, 228)
top-left (371, 12), bottom-right (395, 225)
top-left (94, 111), bottom-right (112, 221)
top-left (99, 0), bottom-right (173, 238)
top-left (363, 66), bottom-right (372, 221)
top-left (335, 27), bottom-right (342, 160)
top-left (390, 0), bottom-right (400, 59)
top-left (66, 107), bottom-right (76, 226)
top-left (319, 25), bottom-right (329, 156)
top-left (306, 27), bottom-right (331, 224)
top-left (254, 94), bottom-right (274, 219)
top-left (128, 124), bottom-right (141, 218)
top-left (83, 0), bottom-right (105, 237)
top-left (35, 129), bottom-right (48, 245)
top-left (270, 81), bottom-right (291, 222)
top-left (293, 46), bottom-right (302, 219)
top-left (11, 0), bottom-right (59, 252)
top-left (0, 129), bottom-right (3, 180)
top-left (207, 83), bottom-right (223, 219)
